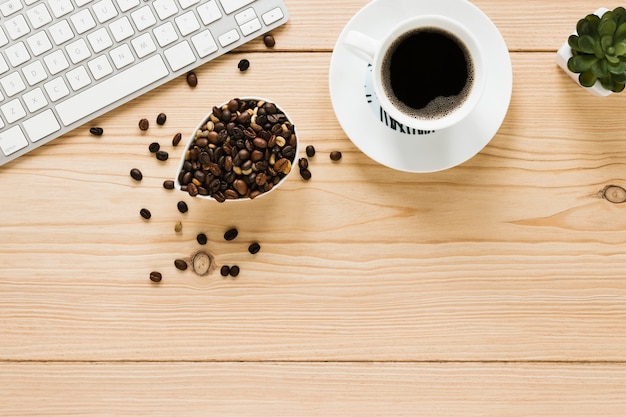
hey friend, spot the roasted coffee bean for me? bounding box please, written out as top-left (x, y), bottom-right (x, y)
top-left (306, 145), bottom-right (316, 157)
top-left (263, 34), bottom-right (275, 48)
top-left (220, 265), bottom-right (230, 277)
top-left (150, 271), bottom-right (162, 282)
top-left (248, 242), bottom-right (261, 254)
top-left (224, 228), bottom-right (238, 241)
top-left (163, 180), bottom-right (175, 189)
top-left (187, 182), bottom-right (199, 197)
top-left (130, 168), bottom-right (143, 181)
top-left (298, 157), bottom-right (308, 169)
top-left (138, 118), bottom-right (149, 131)
top-left (229, 265), bottom-right (240, 277)
top-left (156, 150), bottom-right (169, 161)
top-left (174, 221), bottom-right (183, 233)
top-left (172, 132), bottom-right (182, 146)
top-left (196, 233), bottom-right (207, 245)
top-left (233, 179), bottom-right (248, 195)
top-left (177, 201), bottom-right (188, 213)
top-left (156, 112), bottom-right (167, 125)
top-left (299, 168), bottom-right (312, 180)
top-left (238, 59), bottom-right (250, 71)
top-left (330, 151), bottom-right (342, 161)
top-left (186, 71), bottom-right (198, 87)
top-left (148, 142), bottom-right (160, 153)
top-left (89, 127), bottom-right (103, 136)
top-left (174, 259), bottom-right (188, 271)
top-left (140, 208), bottom-right (151, 219)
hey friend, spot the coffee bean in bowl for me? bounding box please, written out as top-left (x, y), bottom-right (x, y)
top-left (174, 97), bottom-right (298, 202)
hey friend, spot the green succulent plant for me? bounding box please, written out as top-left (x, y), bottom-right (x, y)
top-left (567, 6), bottom-right (626, 93)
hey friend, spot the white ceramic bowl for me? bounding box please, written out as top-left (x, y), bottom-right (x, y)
top-left (174, 97), bottom-right (299, 202)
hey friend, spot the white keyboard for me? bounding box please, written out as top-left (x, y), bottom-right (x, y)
top-left (0, 0), bottom-right (288, 166)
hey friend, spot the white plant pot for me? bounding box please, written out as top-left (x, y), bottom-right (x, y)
top-left (555, 7), bottom-right (612, 97)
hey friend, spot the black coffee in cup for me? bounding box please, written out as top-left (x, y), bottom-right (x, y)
top-left (382, 27), bottom-right (474, 120)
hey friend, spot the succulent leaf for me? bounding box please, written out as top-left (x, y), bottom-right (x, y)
top-left (613, 82), bottom-right (625, 92)
top-left (569, 54), bottom-right (599, 72)
top-left (601, 35), bottom-right (614, 53)
top-left (606, 54), bottom-right (621, 64)
top-left (592, 59), bottom-right (609, 78)
top-left (614, 42), bottom-right (626, 56)
top-left (599, 18), bottom-right (617, 37)
top-left (579, 71), bottom-right (598, 87)
top-left (568, 34), bottom-right (580, 50)
top-left (577, 35), bottom-right (597, 54)
top-left (615, 23), bottom-right (626, 44)
top-left (608, 60), bottom-right (626, 74)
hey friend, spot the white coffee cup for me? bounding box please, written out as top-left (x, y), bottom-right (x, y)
top-left (343, 15), bottom-right (486, 131)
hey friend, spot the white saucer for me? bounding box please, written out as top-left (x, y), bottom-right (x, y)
top-left (329, 0), bottom-right (512, 173)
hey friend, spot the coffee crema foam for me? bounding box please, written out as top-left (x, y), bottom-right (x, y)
top-left (381, 27), bottom-right (475, 120)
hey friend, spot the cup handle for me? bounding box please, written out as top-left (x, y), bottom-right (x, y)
top-left (343, 30), bottom-right (379, 63)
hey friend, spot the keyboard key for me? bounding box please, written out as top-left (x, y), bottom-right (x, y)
top-left (93, 0), bottom-right (118, 23)
top-left (65, 38), bottom-right (91, 64)
top-left (197, 0), bottom-right (220, 25)
top-left (48, 0), bottom-right (74, 18)
top-left (163, 40), bottom-right (195, 71)
top-left (44, 76), bottom-right (70, 101)
top-left (0, 27), bottom-right (8, 47)
top-left (109, 16), bottom-right (134, 42)
top-left (66, 65), bottom-right (91, 90)
top-left (27, 31), bottom-right (53, 56)
top-left (5, 14), bottom-right (31, 40)
top-left (0, 0), bottom-right (24, 17)
top-left (26, 3), bottom-right (53, 29)
top-left (178, 0), bottom-right (199, 9)
top-left (154, 22), bottom-right (178, 47)
top-left (0, 71), bottom-right (27, 97)
top-left (55, 54), bottom-right (168, 126)
top-left (131, 6), bottom-right (156, 31)
top-left (87, 55), bottom-right (113, 80)
top-left (0, 55), bottom-right (9, 75)
top-left (87, 27), bottom-right (113, 52)
top-left (6, 41), bottom-right (30, 67)
top-left (240, 17), bottom-right (260, 36)
top-left (1, 98), bottom-right (27, 123)
top-left (49, 19), bottom-right (74, 45)
top-left (191, 29), bottom-right (217, 58)
top-left (22, 60), bottom-right (47, 85)
top-left (109, 44), bottom-right (134, 69)
top-left (218, 0), bottom-right (253, 14)
top-left (0, 126), bottom-right (28, 156)
top-left (234, 7), bottom-right (255, 25)
top-left (70, 9), bottom-right (96, 34)
top-left (115, 0), bottom-right (139, 12)
top-left (23, 109), bottom-right (61, 142)
top-left (153, 0), bottom-right (178, 20)
top-left (23, 87), bottom-right (48, 112)
top-left (131, 33), bottom-right (156, 58)
top-left (217, 28), bottom-right (239, 47)
top-left (43, 49), bottom-right (69, 75)
top-left (175, 10), bottom-right (200, 36)
top-left (262, 7), bottom-right (283, 25)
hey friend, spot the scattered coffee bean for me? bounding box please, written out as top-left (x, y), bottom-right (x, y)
top-left (163, 180), bottom-right (175, 189)
top-left (263, 34), bottom-right (275, 48)
top-left (186, 71), bottom-right (198, 87)
top-left (299, 168), bottom-right (312, 181)
top-left (174, 259), bottom-right (188, 270)
top-left (224, 228), bottom-right (238, 241)
top-left (149, 271), bottom-right (162, 282)
top-left (298, 157), bottom-right (308, 169)
top-left (197, 233), bottom-right (207, 245)
top-left (177, 201), bottom-right (189, 213)
top-left (178, 98), bottom-right (298, 200)
top-left (229, 265), bottom-right (240, 277)
top-left (306, 145), bottom-right (316, 157)
top-left (172, 132), bottom-right (182, 146)
top-left (130, 168), bottom-right (143, 181)
top-left (220, 265), bottom-right (230, 277)
top-left (238, 59), bottom-right (250, 71)
top-left (138, 118), bottom-right (149, 131)
top-left (156, 150), bottom-right (169, 161)
top-left (149, 142), bottom-right (160, 153)
top-left (89, 127), bottom-right (103, 136)
top-left (174, 221), bottom-right (182, 233)
top-left (248, 242), bottom-right (261, 254)
top-left (330, 151), bottom-right (342, 161)
top-left (140, 208), bottom-right (151, 219)
top-left (156, 112), bottom-right (167, 125)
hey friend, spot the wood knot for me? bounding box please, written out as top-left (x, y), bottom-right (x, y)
top-left (601, 185), bottom-right (626, 204)
top-left (191, 251), bottom-right (213, 276)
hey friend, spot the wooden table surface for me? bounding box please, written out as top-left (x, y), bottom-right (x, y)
top-left (2, 0), bottom-right (626, 415)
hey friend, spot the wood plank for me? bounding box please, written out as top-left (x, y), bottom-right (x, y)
top-left (244, 0), bottom-right (610, 52)
top-left (1, 362), bottom-right (626, 416)
top-left (2, 52), bottom-right (626, 361)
